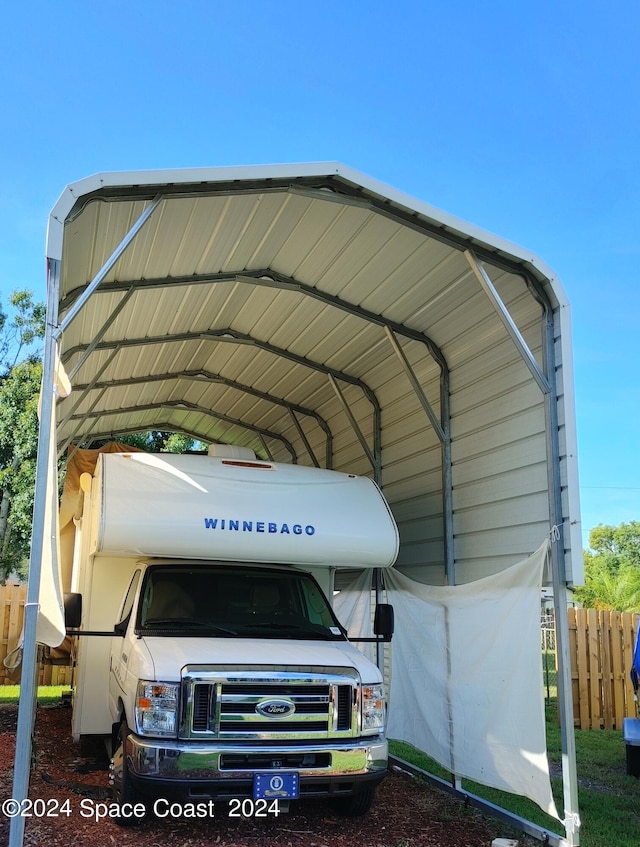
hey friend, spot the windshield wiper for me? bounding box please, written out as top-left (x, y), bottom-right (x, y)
top-left (144, 618), bottom-right (237, 635)
top-left (243, 622), bottom-right (337, 639)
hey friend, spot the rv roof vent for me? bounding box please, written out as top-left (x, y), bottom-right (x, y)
top-left (208, 444), bottom-right (257, 461)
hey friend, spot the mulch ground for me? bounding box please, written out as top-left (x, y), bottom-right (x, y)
top-left (0, 701), bottom-right (505, 846)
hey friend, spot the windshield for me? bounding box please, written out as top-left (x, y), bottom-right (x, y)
top-left (136, 564), bottom-right (345, 640)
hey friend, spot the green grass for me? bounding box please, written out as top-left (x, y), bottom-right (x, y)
top-left (0, 685), bottom-right (70, 704)
top-left (390, 699), bottom-right (640, 847)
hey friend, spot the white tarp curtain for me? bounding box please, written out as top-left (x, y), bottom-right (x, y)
top-left (36, 348), bottom-right (70, 648)
top-left (334, 540), bottom-right (558, 820)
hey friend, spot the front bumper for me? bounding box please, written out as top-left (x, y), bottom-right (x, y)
top-left (125, 734), bottom-right (388, 800)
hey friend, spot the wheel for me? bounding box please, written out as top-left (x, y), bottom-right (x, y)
top-left (330, 786), bottom-right (376, 817)
top-left (110, 722), bottom-right (146, 826)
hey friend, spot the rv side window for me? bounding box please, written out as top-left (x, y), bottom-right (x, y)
top-left (117, 570), bottom-right (141, 626)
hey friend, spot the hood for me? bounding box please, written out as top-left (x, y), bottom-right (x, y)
top-left (140, 636), bottom-right (381, 683)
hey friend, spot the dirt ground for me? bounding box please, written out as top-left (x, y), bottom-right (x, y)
top-left (0, 702), bottom-right (504, 847)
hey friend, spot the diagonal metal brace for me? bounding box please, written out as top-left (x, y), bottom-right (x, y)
top-left (328, 374), bottom-right (378, 477)
top-left (57, 195), bottom-right (162, 336)
top-left (384, 326), bottom-right (445, 442)
top-left (464, 249), bottom-right (550, 394)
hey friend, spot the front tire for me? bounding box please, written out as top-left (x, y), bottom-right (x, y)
top-left (110, 722), bottom-right (146, 826)
top-left (330, 786), bottom-right (376, 817)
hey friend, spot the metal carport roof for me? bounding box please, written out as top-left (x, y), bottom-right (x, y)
top-left (9, 163), bottom-right (582, 846)
top-left (47, 162), bottom-right (581, 587)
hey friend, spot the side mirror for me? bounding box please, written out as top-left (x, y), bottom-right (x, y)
top-left (374, 603), bottom-right (394, 640)
top-left (64, 592), bottom-right (82, 629)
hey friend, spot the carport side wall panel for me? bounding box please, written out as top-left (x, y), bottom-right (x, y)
top-left (447, 336), bottom-right (550, 584)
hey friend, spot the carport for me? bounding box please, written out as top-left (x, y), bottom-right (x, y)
top-left (10, 163), bottom-right (581, 845)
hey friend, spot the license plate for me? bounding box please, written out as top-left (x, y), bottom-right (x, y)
top-left (253, 772), bottom-right (299, 800)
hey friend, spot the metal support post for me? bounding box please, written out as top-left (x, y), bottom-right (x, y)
top-left (542, 301), bottom-right (581, 845)
top-left (9, 259), bottom-right (61, 847)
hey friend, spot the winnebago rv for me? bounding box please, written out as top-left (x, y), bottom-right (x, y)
top-left (65, 447), bottom-right (398, 823)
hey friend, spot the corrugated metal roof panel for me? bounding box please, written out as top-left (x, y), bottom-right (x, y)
top-left (49, 163), bottom-right (581, 585)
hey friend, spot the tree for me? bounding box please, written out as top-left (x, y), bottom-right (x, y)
top-left (89, 432), bottom-right (203, 453)
top-left (574, 521), bottom-right (640, 612)
top-left (0, 359), bottom-right (42, 578)
top-left (0, 289), bottom-right (45, 371)
top-left (586, 522), bottom-right (640, 570)
top-left (0, 289), bottom-right (45, 580)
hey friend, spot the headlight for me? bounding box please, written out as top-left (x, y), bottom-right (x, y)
top-left (361, 683), bottom-right (385, 735)
top-left (135, 680), bottom-right (179, 737)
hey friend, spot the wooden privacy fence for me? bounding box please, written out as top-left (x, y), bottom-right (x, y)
top-left (568, 607), bottom-right (639, 730)
top-left (0, 582), bottom-right (72, 687)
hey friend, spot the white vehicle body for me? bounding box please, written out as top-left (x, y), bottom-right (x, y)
top-left (69, 448), bottom-right (398, 813)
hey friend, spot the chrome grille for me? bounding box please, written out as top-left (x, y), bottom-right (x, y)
top-left (180, 667), bottom-right (358, 740)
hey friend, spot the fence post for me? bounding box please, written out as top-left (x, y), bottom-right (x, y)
top-left (610, 611), bottom-right (625, 729)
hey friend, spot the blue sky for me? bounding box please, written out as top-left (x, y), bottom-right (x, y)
top-left (1, 1), bottom-right (638, 549)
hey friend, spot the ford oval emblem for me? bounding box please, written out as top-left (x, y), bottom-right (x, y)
top-left (256, 699), bottom-right (296, 719)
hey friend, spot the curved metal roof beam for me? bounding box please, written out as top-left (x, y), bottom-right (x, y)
top-left (59, 173), bottom-right (545, 285)
top-left (69, 368), bottom-right (333, 467)
top-left (62, 328), bottom-right (382, 478)
top-left (59, 268), bottom-right (447, 370)
top-left (60, 268), bottom-right (447, 465)
top-left (62, 328), bottom-right (376, 396)
top-left (65, 400), bottom-right (298, 463)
